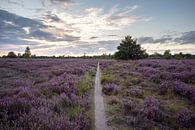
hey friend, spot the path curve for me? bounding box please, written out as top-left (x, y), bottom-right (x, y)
top-left (94, 62), bottom-right (107, 130)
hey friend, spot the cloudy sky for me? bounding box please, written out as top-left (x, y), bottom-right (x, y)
top-left (0, 0), bottom-right (195, 56)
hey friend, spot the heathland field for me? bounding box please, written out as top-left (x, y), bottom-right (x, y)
top-left (0, 59), bottom-right (195, 130)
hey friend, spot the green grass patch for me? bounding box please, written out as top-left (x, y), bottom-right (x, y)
top-left (77, 72), bottom-right (93, 96)
top-left (106, 104), bottom-right (121, 115)
top-left (121, 128), bottom-right (133, 130)
top-left (41, 89), bottom-right (58, 98)
top-left (111, 116), bottom-right (122, 124)
top-left (101, 73), bottom-right (112, 84)
top-left (64, 105), bottom-right (83, 119)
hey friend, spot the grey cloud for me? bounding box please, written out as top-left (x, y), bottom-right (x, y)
top-left (174, 31), bottom-right (195, 44)
top-left (43, 11), bottom-right (62, 22)
top-left (138, 36), bottom-right (172, 44)
top-left (0, 9), bottom-right (79, 45)
top-left (41, 0), bottom-right (72, 4)
top-left (138, 31), bottom-right (195, 45)
top-left (90, 35), bottom-right (118, 40)
top-left (50, 0), bottom-right (72, 2)
top-left (90, 36), bottom-right (98, 39)
top-left (0, 0), bottom-right (20, 5)
top-left (31, 44), bottom-right (56, 50)
top-left (138, 37), bottom-right (154, 44)
top-left (98, 40), bottom-right (120, 51)
top-left (153, 37), bottom-right (172, 43)
top-left (107, 34), bottom-right (118, 37)
top-left (55, 40), bottom-right (120, 55)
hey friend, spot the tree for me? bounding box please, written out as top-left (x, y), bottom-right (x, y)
top-left (18, 53), bottom-right (22, 58)
top-left (163, 50), bottom-right (172, 59)
top-left (114, 36), bottom-right (148, 60)
top-left (150, 52), bottom-right (163, 59)
top-left (23, 46), bottom-right (31, 58)
top-left (7, 51), bottom-right (17, 58)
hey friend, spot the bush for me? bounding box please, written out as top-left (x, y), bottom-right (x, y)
top-left (141, 97), bottom-right (163, 122)
top-left (177, 108), bottom-right (195, 128)
top-left (102, 83), bottom-right (120, 95)
top-left (7, 52), bottom-right (17, 58)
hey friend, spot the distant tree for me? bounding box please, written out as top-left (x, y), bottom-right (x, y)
top-left (184, 53), bottom-right (192, 59)
top-left (7, 51), bottom-right (17, 58)
top-left (18, 53), bottom-right (22, 58)
top-left (174, 52), bottom-right (184, 59)
top-left (149, 52), bottom-right (163, 59)
top-left (163, 50), bottom-right (172, 59)
top-left (173, 52), bottom-right (193, 59)
top-left (2, 55), bottom-right (6, 58)
top-left (31, 54), bottom-right (36, 58)
top-left (23, 46), bottom-right (31, 58)
top-left (114, 36), bottom-right (148, 60)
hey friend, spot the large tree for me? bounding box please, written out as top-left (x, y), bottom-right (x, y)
top-left (23, 46), bottom-right (31, 58)
top-left (7, 51), bottom-right (17, 58)
top-left (163, 50), bottom-right (172, 59)
top-left (114, 36), bottom-right (148, 60)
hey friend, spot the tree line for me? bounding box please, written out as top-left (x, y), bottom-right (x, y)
top-left (114, 36), bottom-right (194, 60)
top-left (1, 36), bottom-right (195, 59)
top-left (2, 47), bottom-right (32, 58)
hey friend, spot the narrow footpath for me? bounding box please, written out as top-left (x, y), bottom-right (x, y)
top-left (94, 62), bottom-right (107, 130)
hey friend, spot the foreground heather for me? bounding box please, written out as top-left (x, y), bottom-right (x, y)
top-left (0, 59), bottom-right (97, 130)
top-left (100, 59), bottom-right (195, 130)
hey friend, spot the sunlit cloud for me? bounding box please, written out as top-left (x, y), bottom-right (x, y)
top-left (142, 43), bottom-right (195, 54)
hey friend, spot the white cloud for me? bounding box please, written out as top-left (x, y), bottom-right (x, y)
top-left (142, 43), bottom-right (195, 54)
top-left (118, 5), bottom-right (138, 16)
top-left (48, 4), bottom-right (148, 42)
top-left (23, 27), bottom-right (30, 34)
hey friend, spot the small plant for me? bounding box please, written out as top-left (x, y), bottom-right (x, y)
top-left (125, 87), bottom-right (144, 98)
top-left (102, 83), bottom-right (120, 96)
top-left (77, 72), bottom-right (93, 96)
top-left (177, 108), bottom-right (195, 128)
top-left (101, 73), bottom-right (111, 84)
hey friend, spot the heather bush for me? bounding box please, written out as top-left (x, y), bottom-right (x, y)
top-left (141, 97), bottom-right (163, 122)
top-left (0, 98), bottom-right (31, 126)
top-left (123, 99), bottom-right (137, 115)
top-left (102, 83), bottom-right (120, 95)
top-left (125, 87), bottom-right (144, 98)
top-left (173, 81), bottom-right (195, 103)
top-left (158, 81), bottom-right (171, 95)
top-left (177, 108), bottom-right (195, 128)
top-left (108, 96), bottom-right (120, 105)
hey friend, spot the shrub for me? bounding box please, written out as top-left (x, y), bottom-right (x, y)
top-left (123, 99), bottom-right (137, 115)
top-left (101, 74), bottom-right (111, 84)
top-left (125, 87), bottom-right (144, 98)
top-left (77, 72), bottom-right (93, 96)
top-left (158, 81), bottom-right (171, 95)
top-left (177, 108), bottom-right (195, 128)
top-left (7, 52), bottom-right (17, 58)
top-left (173, 81), bottom-right (195, 103)
top-left (102, 83), bottom-right (120, 95)
top-left (141, 97), bottom-right (162, 122)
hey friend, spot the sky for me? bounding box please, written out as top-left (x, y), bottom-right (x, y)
top-left (0, 0), bottom-right (195, 56)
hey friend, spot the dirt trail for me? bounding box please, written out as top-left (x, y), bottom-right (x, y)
top-left (94, 62), bottom-right (107, 130)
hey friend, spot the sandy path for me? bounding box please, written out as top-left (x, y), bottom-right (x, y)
top-left (94, 62), bottom-right (107, 130)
